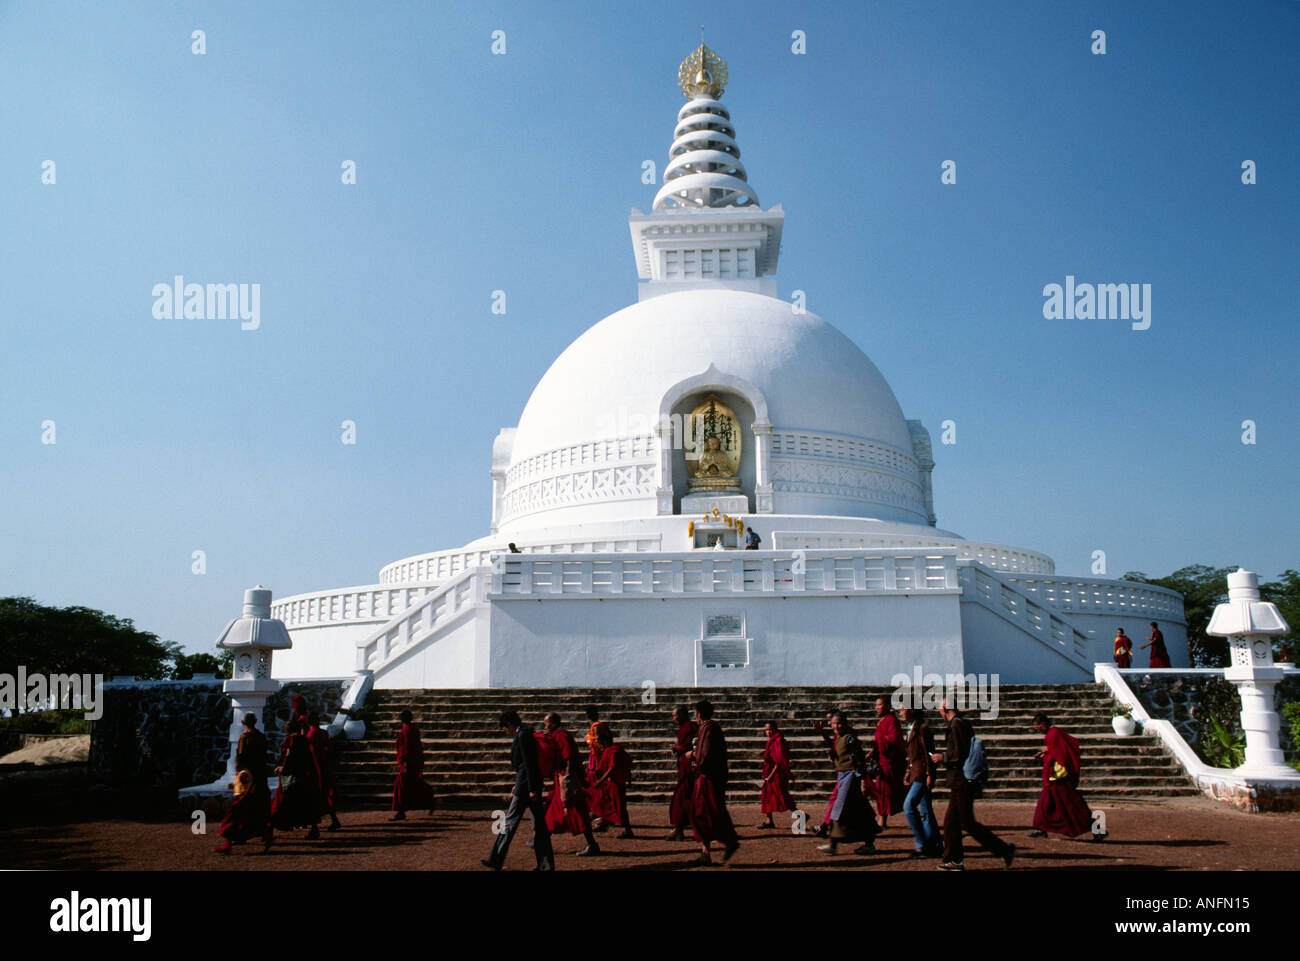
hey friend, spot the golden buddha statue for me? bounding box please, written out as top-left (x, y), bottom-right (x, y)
top-left (686, 394), bottom-right (742, 492)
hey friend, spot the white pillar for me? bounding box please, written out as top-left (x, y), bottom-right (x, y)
top-left (655, 421), bottom-right (675, 514)
top-left (753, 420), bottom-right (774, 513)
top-left (1208, 569), bottom-right (1299, 781)
top-left (489, 468), bottom-right (506, 534)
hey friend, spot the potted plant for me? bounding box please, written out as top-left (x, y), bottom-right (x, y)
top-left (1111, 703), bottom-right (1138, 737)
top-left (339, 705), bottom-right (373, 740)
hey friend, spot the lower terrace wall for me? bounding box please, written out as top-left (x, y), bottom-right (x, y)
top-left (89, 678), bottom-right (349, 791)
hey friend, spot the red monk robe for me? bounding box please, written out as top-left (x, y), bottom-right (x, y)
top-left (1032, 726), bottom-right (1093, 837)
top-left (545, 726), bottom-right (593, 835)
top-left (870, 713), bottom-right (906, 820)
top-left (760, 731), bottom-right (795, 814)
top-left (1114, 634), bottom-right (1133, 668)
top-left (669, 720), bottom-right (698, 830)
top-left (391, 722), bottom-right (435, 813)
top-left (271, 729), bottom-right (323, 830)
top-left (588, 743), bottom-right (632, 826)
top-left (535, 730), bottom-right (558, 779)
top-left (306, 724), bottom-right (337, 816)
top-left (1147, 628), bottom-right (1171, 668)
top-left (689, 718), bottom-right (738, 847)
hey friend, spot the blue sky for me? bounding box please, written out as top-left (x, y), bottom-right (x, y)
top-left (2, 1), bottom-right (1297, 653)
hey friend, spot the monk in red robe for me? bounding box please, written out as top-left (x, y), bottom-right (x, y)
top-left (583, 707), bottom-right (602, 781)
top-left (687, 700), bottom-right (739, 865)
top-left (868, 697), bottom-right (906, 827)
top-left (1114, 629), bottom-right (1133, 668)
top-left (542, 712), bottom-right (600, 856)
top-left (215, 712), bottom-right (273, 854)
top-left (667, 706), bottom-right (698, 840)
top-left (290, 694), bottom-right (308, 723)
top-left (1141, 622), bottom-right (1171, 668)
top-left (587, 724), bottom-right (634, 838)
top-left (271, 718), bottom-right (323, 839)
top-left (305, 711), bottom-right (341, 831)
top-left (758, 720), bottom-right (795, 828)
top-left (1028, 713), bottom-right (1099, 840)
top-left (390, 710), bottom-right (435, 820)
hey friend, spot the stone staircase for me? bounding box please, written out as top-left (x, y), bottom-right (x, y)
top-left (331, 685), bottom-right (1198, 809)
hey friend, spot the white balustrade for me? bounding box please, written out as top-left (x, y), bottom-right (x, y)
top-left (769, 532), bottom-right (1054, 575)
top-left (377, 536), bottom-right (663, 585)
top-left (1003, 574), bottom-right (1185, 622)
top-left (356, 569), bottom-right (487, 674)
top-left (488, 549), bottom-right (961, 599)
top-left (957, 563), bottom-right (1091, 666)
top-left (271, 584), bottom-right (440, 628)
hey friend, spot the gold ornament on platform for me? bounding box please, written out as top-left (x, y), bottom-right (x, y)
top-left (678, 44), bottom-right (728, 99)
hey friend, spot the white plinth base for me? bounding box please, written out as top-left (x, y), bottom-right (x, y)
top-left (1236, 763), bottom-right (1300, 782)
top-left (682, 492), bottom-right (749, 515)
top-left (178, 778), bottom-right (234, 800)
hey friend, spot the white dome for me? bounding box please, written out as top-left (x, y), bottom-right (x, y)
top-left (512, 289), bottom-right (913, 460)
top-left (498, 289), bottom-right (929, 531)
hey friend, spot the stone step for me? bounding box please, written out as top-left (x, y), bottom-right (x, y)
top-left (330, 684), bottom-right (1194, 808)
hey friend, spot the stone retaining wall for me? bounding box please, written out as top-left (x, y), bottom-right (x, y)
top-left (90, 680), bottom-right (348, 790)
top-left (1130, 671), bottom-right (1299, 761)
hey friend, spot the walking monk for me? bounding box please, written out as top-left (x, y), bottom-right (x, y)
top-left (1141, 622), bottom-right (1171, 668)
top-left (391, 710), bottom-right (435, 820)
top-left (687, 699), bottom-right (739, 865)
top-left (305, 711), bottom-right (341, 831)
top-left (542, 712), bottom-right (601, 856)
top-left (667, 706), bottom-right (697, 841)
top-left (868, 697), bottom-right (906, 828)
top-left (1027, 712), bottom-right (1101, 840)
top-left (758, 720), bottom-right (795, 829)
top-left (587, 724), bottom-right (634, 838)
top-left (215, 712), bottom-right (273, 854)
top-left (1113, 628), bottom-right (1133, 668)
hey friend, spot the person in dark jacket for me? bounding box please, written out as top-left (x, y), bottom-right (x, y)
top-left (483, 710), bottom-right (555, 871)
top-left (931, 699), bottom-right (1014, 871)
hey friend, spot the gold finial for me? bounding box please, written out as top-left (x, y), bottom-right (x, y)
top-left (678, 43), bottom-right (727, 99)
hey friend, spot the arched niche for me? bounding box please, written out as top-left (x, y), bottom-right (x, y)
top-left (654, 364), bottom-right (774, 515)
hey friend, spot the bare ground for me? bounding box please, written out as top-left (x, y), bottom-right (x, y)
top-left (2, 795), bottom-right (1297, 872)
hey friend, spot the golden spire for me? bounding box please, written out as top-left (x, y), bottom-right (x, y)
top-left (678, 43), bottom-right (728, 99)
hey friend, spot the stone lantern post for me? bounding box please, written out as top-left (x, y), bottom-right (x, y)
top-left (180, 586), bottom-right (292, 801)
top-left (1206, 569), bottom-right (1299, 781)
top-left (213, 586), bottom-right (293, 785)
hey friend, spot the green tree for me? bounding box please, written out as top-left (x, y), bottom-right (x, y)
top-left (1259, 570), bottom-right (1298, 661)
top-left (1121, 566), bottom-right (1235, 667)
top-left (169, 650), bottom-right (228, 680)
top-left (0, 597), bottom-right (177, 703)
top-left (1122, 565), bottom-right (1296, 667)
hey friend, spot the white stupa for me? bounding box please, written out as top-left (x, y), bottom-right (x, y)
top-left (271, 45), bottom-right (1186, 688)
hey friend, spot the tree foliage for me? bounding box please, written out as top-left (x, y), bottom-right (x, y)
top-left (1120, 565), bottom-right (1296, 668)
top-left (0, 598), bottom-right (230, 705)
top-left (0, 596), bottom-right (175, 683)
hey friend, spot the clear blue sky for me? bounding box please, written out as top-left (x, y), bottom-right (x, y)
top-left (2, 1), bottom-right (1296, 654)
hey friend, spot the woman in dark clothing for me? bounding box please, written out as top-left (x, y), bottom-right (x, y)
top-left (818, 712), bottom-right (879, 856)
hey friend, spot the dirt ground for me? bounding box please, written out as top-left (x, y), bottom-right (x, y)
top-left (2, 795), bottom-right (1298, 871)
